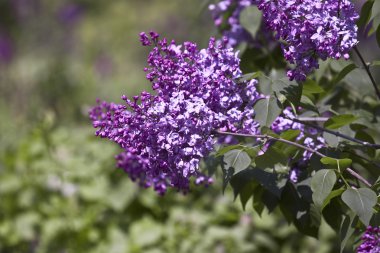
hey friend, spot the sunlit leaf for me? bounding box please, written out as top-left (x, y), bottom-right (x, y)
top-left (341, 188), bottom-right (377, 225)
top-left (311, 169), bottom-right (337, 211)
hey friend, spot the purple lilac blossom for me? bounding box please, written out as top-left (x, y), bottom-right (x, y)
top-left (357, 226), bottom-right (380, 253)
top-left (257, 0), bottom-right (359, 81)
top-left (90, 32), bottom-right (261, 195)
top-left (271, 107), bottom-right (326, 182)
top-left (209, 0), bottom-right (257, 47)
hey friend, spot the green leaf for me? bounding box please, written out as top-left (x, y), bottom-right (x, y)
top-left (250, 168), bottom-right (287, 198)
top-left (273, 78), bottom-right (302, 106)
top-left (320, 157), bottom-right (352, 171)
top-left (302, 79), bottom-right (324, 96)
top-left (377, 24), bottom-right (380, 48)
top-left (300, 95), bottom-right (317, 112)
top-left (239, 72), bottom-right (262, 82)
top-left (258, 72), bottom-right (301, 105)
top-left (324, 114), bottom-right (357, 129)
top-left (279, 183), bottom-right (320, 238)
top-left (253, 96), bottom-right (282, 127)
top-left (223, 149), bottom-right (251, 175)
top-left (323, 198), bottom-right (343, 232)
top-left (370, 60), bottom-right (380, 67)
top-left (357, 0), bottom-right (374, 28)
top-left (311, 169), bottom-right (337, 210)
top-left (216, 145), bottom-right (245, 157)
top-left (339, 213), bottom-right (359, 253)
top-left (322, 188), bottom-right (345, 210)
top-left (239, 5), bottom-right (262, 37)
top-left (255, 146), bottom-right (288, 172)
top-left (322, 125), bottom-right (356, 148)
top-left (229, 169), bottom-right (258, 209)
top-left (252, 186), bottom-right (265, 215)
top-left (341, 188), bottom-right (377, 226)
top-left (239, 182), bottom-right (257, 210)
top-left (222, 167), bottom-right (234, 193)
top-left (271, 129), bottom-right (301, 157)
top-left (333, 63), bottom-right (357, 84)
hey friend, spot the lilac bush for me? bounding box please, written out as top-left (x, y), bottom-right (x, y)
top-left (90, 33), bottom-right (262, 194)
top-left (89, 1), bottom-right (380, 250)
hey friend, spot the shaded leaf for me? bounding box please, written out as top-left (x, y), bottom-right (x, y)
top-left (324, 114), bottom-right (357, 129)
top-left (279, 183), bottom-right (320, 238)
top-left (339, 213), bottom-right (359, 253)
top-left (333, 63), bottom-right (357, 84)
top-left (357, 0), bottom-right (374, 28)
top-left (255, 146), bottom-right (288, 172)
top-left (240, 5), bottom-right (262, 37)
top-left (323, 198), bottom-right (343, 232)
top-left (252, 185), bottom-right (265, 215)
top-left (322, 188), bottom-right (345, 210)
top-left (222, 167), bottom-right (234, 193)
top-left (302, 79), bottom-right (324, 95)
top-left (250, 168), bottom-right (287, 197)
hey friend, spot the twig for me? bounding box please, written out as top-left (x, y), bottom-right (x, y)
top-left (291, 117), bottom-right (380, 149)
top-left (346, 168), bottom-right (372, 188)
top-left (353, 46), bottom-right (380, 100)
top-left (215, 130), bottom-right (373, 187)
top-left (297, 117), bottom-right (329, 122)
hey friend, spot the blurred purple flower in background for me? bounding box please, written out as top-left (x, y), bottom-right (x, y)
top-left (0, 33), bottom-right (13, 64)
top-left (209, 0), bottom-right (257, 47)
top-left (58, 3), bottom-right (83, 26)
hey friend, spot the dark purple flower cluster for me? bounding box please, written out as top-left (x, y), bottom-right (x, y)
top-left (90, 32), bottom-right (261, 194)
top-left (357, 226), bottom-right (380, 253)
top-left (209, 0), bottom-right (257, 46)
top-left (257, 0), bottom-right (359, 81)
top-left (271, 108), bottom-right (325, 182)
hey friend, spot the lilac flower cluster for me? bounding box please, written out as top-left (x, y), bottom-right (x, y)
top-left (357, 226), bottom-right (380, 253)
top-left (209, 0), bottom-right (256, 46)
top-left (271, 108), bottom-right (326, 182)
top-left (90, 32), bottom-right (261, 195)
top-left (257, 0), bottom-right (359, 81)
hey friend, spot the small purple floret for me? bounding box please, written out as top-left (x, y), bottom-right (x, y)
top-left (357, 226), bottom-right (380, 253)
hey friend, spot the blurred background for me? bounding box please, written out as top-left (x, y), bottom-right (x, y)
top-left (0, 0), bottom-right (373, 252)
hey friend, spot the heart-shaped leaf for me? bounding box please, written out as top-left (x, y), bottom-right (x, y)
top-left (341, 188), bottom-right (377, 225)
top-left (311, 169), bottom-right (337, 211)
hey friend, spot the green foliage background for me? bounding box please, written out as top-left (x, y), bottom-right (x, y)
top-left (0, 0), bottom-right (378, 252)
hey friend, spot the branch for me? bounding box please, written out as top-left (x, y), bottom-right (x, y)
top-left (297, 117), bottom-right (329, 122)
top-left (215, 130), bottom-right (326, 157)
top-left (291, 117), bottom-right (380, 149)
top-left (346, 168), bottom-right (372, 188)
top-left (353, 46), bottom-right (380, 100)
top-left (215, 130), bottom-right (373, 187)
